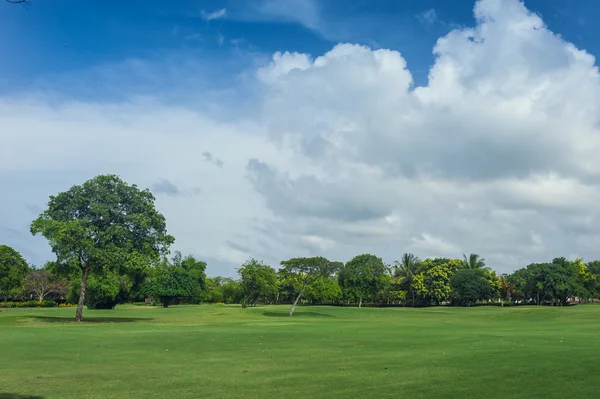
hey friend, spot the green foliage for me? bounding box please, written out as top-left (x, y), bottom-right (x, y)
top-left (461, 253), bottom-right (490, 271)
top-left (203, 277), bottom-right (242, 304)
top-left (238, 258), bottom-right (278, 308)
top-left (0, 300), bottom-right (57, 308)
top-left (141, 253), bottom-right (204, 308)
top-left (451, 269), bottom-right (496, 306)
top-left (411, 258), bottom-right (459, 306)
top-left (30, 174), bottom-right (174, 320)
top-left (393, 253), bottom-right (421, 306)
top-left (509, 258), bottom-right (588, 305)
top-left (68, 271), bottom-right (133, 309)
top-left (0, 245), bottom-right (30, 299)
top-left (279, 257), bottom-right (340, 315)
top-left (339, 254), bottom-right (388, 306)
top-left (304, 277), bottom-right (342, 304)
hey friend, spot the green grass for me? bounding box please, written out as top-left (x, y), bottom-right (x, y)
top-left (1, 304), bottom-right (600, 398)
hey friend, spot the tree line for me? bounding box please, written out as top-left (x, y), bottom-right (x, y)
top-left (1, 175), bottom-right (599, 320)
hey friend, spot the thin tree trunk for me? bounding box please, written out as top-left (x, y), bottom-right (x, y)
top-left (412, 290), bottom-right (415, 307)
top-left (75, 266), bottom-right (90, 322)
top-left (289, 283), bottom-right (307, 317)
top-left (359, 294), bottom-right (363, 308)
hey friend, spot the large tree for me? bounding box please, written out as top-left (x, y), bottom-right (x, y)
top-left (0, 245), bottom-right (30, 300)
top-left (393, 253), bottom-right (421, 307)
top-left (238, 258), bottom-right (278, 308)
top-left (30, 174), bottom-right (174, 321)
top-left (280, 257), bottom-right (340, 316)
top-left (339, 254), bottom-right (388, 307)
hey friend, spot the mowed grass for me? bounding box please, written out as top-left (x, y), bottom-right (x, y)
top-left (1, 305), bottom-right (600, 398)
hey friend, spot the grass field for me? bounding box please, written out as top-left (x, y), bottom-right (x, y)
top-left (1, 304), bottom-right (599, 398)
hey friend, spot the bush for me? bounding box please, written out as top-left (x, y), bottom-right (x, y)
top-left (0, 300), bottom-right (57, 308)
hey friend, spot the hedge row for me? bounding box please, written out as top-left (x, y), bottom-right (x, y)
top-left (0, 300), bottom-right (58, 308)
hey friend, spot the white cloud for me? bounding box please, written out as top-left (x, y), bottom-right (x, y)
top-left (3, 0), bottom-right (600, 276)
top-left (417, 9), bottom-right (438, 26)
top-left (201, 8), bottom-right (227, 21)
top-left (257, 0), bottom-right (319, 30)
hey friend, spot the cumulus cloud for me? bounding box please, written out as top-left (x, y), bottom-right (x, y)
top-left (3, 0), bottom-right (600, 275)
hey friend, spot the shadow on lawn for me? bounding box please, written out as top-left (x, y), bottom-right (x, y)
top-left (262, 311), bottom-right (335, 318)
top-left (0, 394), bottom-right (44, 399)
top-left (28, 316), bottom-right (154, 324)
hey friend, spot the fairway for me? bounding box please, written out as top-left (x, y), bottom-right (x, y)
top-left (1, 305), bottom-right (599, 398)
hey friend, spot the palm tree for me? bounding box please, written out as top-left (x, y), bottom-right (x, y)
top-left (461, 253), bottom-right (490, 271)
top-left (394, 253), bottom-right (421, 307)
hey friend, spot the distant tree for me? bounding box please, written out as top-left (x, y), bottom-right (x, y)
top-left (0, 245), bottom-right (29, 300)
top-left (142, 264), bottom-right (198, 308)
top-left (30, 174), bottom-right (175, 321)
top-left (461, 253), bottom-right (490, 271)
top-left (513, 258), bottom-right (587, 306)
top-left (24, 269), bottom-right (66, 302)
top-left (280, 257), bottom-right (340, 316)
top-left (304, 277), bottom-right (342, 304)
top-left (339, 254), bottom-right (388, 307)
top-left (393, 253), bottom-right (421, 307)
top-left (237, 258), bottom-right (277, 308)
top-left (451, 269), bottom-right (495, 306)
top-left (499, 273), bottom-right (515, 304)
top-left (412, 258), bottom-right (460, 306)
top-left (172, 251), bottom-right (207, 303)
top-left (67, 271), bottom-right (133, 309)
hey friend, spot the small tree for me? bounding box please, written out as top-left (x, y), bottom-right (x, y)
top-left (280, 257), bottom-right (340, 316)
top-left (238, 258), bottom-right (277, 308)
top-left (24, 269), bottom-right (66, 302)
top-left (142, 266), bottom-right (198, 307)
top-left (0, 245), bottom-right (30, 300)
top-left (31, 175), bottom-right (174, 321)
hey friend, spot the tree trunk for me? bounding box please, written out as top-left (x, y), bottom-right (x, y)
top-left (75, 266), bottom-right (90, 322)
top-left (412, 290), bottom-right (415, 308)
top-left (359, 294), bottom-right (363, 308)
top-left (289, 283), bottom-right (307, 317)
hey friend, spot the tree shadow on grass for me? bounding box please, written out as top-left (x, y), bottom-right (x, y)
top-left (0, 394), bottom-right (44, 399)
top-left (27, 316), bottom-right (154, 324)
top-left (262, 311), bottom-right (335, 318)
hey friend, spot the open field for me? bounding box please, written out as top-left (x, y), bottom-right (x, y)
top-left (1, 305), bottom-right (600, 398)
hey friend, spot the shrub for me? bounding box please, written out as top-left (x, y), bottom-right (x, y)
top-left (0, 300), bottom-right (57, 308)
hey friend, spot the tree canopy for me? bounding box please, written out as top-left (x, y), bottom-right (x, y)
top-left (339, 254), bottom-right (388, 307)
top-left (238, 258), bottom-right (278, 308)
top-left (0, 245), bottom-right (30, 299)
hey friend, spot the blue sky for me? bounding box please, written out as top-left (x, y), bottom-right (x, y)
top-left (2, 0), bottom-right (599, 94)
top-left (4, 0), bottom-right (600, 276)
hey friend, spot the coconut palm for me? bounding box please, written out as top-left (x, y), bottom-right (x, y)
top-left (394, 253), bottom-right (421, 307)
top-left (461, 253), bottom-right (490, 271)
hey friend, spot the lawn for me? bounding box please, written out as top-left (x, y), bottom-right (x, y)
top-left (1, 304), bottom-right (599, 398)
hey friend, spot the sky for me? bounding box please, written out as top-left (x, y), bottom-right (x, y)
top-left (2, 0), bottom-right (600, 277)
